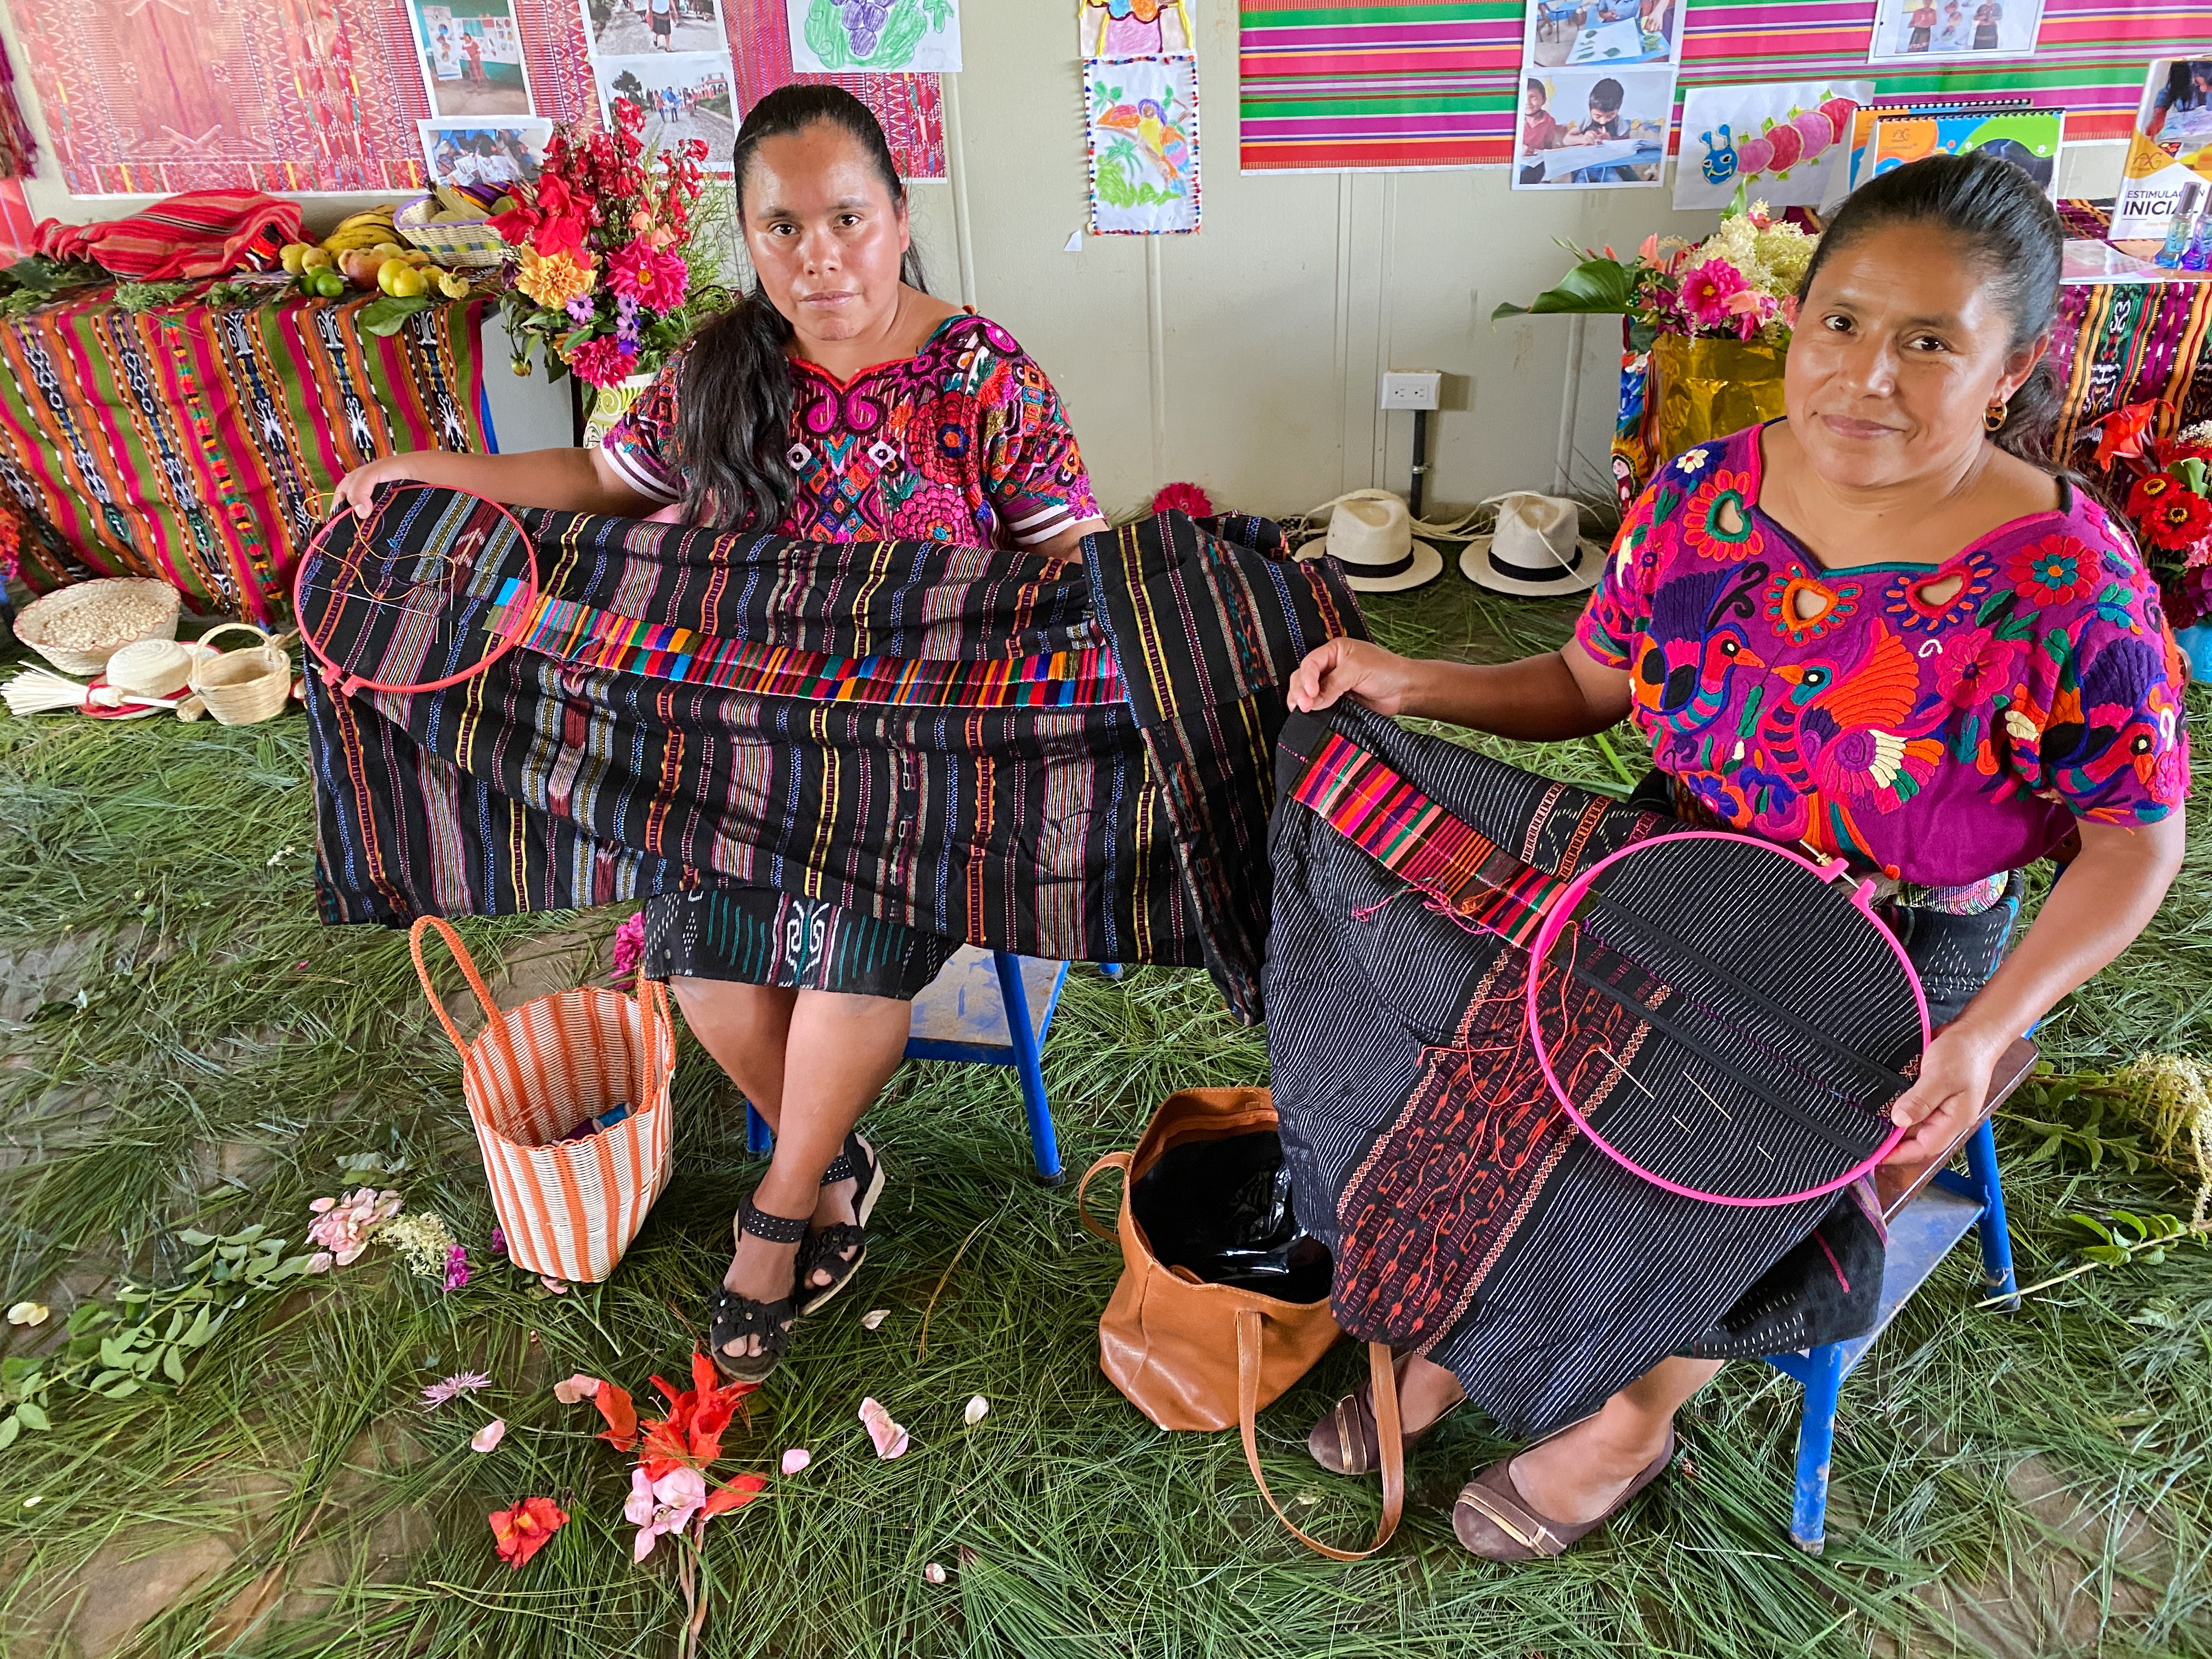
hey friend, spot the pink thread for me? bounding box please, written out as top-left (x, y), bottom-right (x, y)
top-left (1812, 1227), bottom-right (1849, 1292)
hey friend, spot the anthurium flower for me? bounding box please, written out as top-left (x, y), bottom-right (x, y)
top-left (625, 1465), bottom-right (706, 1561)
top-left (489, 1496), bottom-right (568, 1568)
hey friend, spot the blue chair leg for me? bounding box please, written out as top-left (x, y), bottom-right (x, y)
top-left (1790, 1341), bottom-right (1846, 1555)
top-left (745, 1102), bottom-right (773, 1156)
top-left (1963, 1116), bottom-right (2019, 1310)
top-left (992, 951), bottom-right (1064, 1186)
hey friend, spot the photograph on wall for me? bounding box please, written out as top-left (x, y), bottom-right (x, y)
top-left (787, 0), bottom-right (960, 72)
top-left (1866, 0), bottom-right (2045, 63)
top-left (1080, 0), bottom-right (1192, 57)
top-left (1523, 0), bottom-right (1683, 72)
top-left (2111, 60), bottom-right (2212, 241)
top-left (419, 117), bottom-right (554, 192)
top-left (1859, 106), bottom-right (2063, 197)
top-left (586, 0), bottom-right (727, 59)
top-left (1674, 81), bottom-right (1871, 211)
top-left (1513, 66), bottom-right (1671, 190)
top-left (600, 54), bottom-right (737, 162)
top-left (1085, 54), bottom-right (1199, 234)
top-left (408, 0), bottom-right (534, 119)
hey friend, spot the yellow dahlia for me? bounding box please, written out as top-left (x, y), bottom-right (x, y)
top-left (515, 247), bottom-right (597, 311)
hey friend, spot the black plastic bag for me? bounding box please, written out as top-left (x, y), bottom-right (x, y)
top-left (1129, 1130), bottom-right (1333, 1302)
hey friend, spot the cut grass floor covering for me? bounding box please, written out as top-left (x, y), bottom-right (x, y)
top-left (0, 581), bottom-right (2208, 1657)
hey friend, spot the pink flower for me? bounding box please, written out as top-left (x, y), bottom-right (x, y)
top-left (625, 1465), bottom-right (706, 1560)
top-left (553, 1373), bottom-right (604, 1406)
top-left (442, 1245), bottom-right (470, 1292)
top-left (1677, 259), bottom-right (1750, 330)
top-left (489, 1226), bottom-right (507, 1257)
top-left (471, 1419), bottom-right (507, 1453)
top-left (422, 1371), bottom-right (493, 1408)
top-left (1779, 294), bottom-right (1799, 329)
top-left (540, 1276), bottom-right (571, 1295)
top-left (565, 334), bottom-right (638, 390)
top-left (604, 238), bottom-right (689, 311)
top-left (306, 1188), bottom-right (402, 1267)
top-left (859, 1397), bottom-right (911, 1459)
top-left (611, 911), bottom-right (645, 980)
top-left (780, 1447), bottom-right (812, 1475)
top-left (1149, 481), bottom-right (1214, 518)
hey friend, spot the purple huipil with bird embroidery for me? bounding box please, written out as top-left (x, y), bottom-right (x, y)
top-left (1576, 423), bottom-right (2190, 888)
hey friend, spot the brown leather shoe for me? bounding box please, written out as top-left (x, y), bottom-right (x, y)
top-left (1451, 1427), bottom-right (1676, 1562)
top-left (1307, 1373), bottom-right (1463, 1477)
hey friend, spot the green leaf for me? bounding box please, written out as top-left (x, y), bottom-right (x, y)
top-left (2068, 1215), bottom-right (2115, 1244)
top-left (14, 1401), bottom-right (48, 1431)
top-left (162, 1346), bottom-right (186, 1385)
top-left (103, 1379), bottom-right (140, 1400)
top-left (2083, 1245), bottom-right (2129, 1266)
top-left (0, 1415), bottom-right (18, 1450)
top-left (178, 1229), bottom-right (215, 1247)
top-left (89, 1370), bottom-right (124, 1392)
top-left (98, 1338), bottom-right (127, 1370)
top-left (1491, 258), bottom-right (1640, 321)
top-left (179, 1309), bottom-right (213, 1348)
top-left (359, 295), bottom-right (432, 337)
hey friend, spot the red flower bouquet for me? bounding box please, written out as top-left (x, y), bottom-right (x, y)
top-left (2085, 402), bottom-right (2212, 628)
top-left (492, 102), bottom-right (715, 388)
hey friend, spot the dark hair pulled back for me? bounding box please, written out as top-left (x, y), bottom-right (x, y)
top-left (676, 84), bottom-right (927, 530)
top-left (1796, 149), bottom-right (2063, 462)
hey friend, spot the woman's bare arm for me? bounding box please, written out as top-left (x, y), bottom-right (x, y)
top-left (332, 446), bottom-right (658, 518)
top-left (1286, 635), bottom-right (1633, 740)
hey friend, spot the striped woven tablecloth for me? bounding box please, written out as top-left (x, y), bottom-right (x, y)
top-left (0, 280), bottom-right (491, 623)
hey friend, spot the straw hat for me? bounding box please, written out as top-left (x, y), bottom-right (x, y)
top-left (1294, 491), bottom-right (1444, 593)
top-left (1459, 493), bottom-right (1606, 597)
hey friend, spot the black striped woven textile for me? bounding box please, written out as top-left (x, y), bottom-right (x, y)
top-left (1266, 706), bottom-right (1900, 1437)
top-left (303, 499), bottom-right (1363, 1021)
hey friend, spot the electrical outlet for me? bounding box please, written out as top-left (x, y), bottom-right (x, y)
top-left (1379, 370), bottom-right (1441, 411)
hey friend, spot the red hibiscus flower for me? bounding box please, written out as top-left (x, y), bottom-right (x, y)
top-left (2009, 533), bottom-right (2092, 607)
top-left (489, 1496), bottom-right (568, 1569)
top-left (2141, 489), bottom-right (2212, 552)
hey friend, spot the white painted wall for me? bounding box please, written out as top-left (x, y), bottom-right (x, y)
top-left (2, 0), bottom-right (2125, 517)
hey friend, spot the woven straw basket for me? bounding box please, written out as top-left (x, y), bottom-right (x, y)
top-left (14, 578), bottom-right (180, 675)
top-left (411, 917), bottom-right (675, 1284)
top-left (188, 623), bottom-right (293, 726)
top-left (395, 195), bottom-right (509, 268)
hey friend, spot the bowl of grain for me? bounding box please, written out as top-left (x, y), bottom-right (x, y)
top-left (14, 579), bottom-right (182, 676)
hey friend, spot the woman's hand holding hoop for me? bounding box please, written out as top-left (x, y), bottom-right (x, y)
top-left (1881, 1022), bottom-right (2002, 1165)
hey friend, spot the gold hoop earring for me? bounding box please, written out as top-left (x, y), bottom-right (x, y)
top-left (1984, 399), bottom-right (2008, 432)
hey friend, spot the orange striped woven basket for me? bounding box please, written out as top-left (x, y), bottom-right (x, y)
top-left (411, 917), bottom-right (675, 1283)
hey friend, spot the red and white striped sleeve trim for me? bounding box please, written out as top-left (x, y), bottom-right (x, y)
top-left (599, 430), bottom-right (682, 505)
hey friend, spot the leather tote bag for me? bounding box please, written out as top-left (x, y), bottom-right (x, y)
top-left (1079, 1086), bottom-right (1403, 1559)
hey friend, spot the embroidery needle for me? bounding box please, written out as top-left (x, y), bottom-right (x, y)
top-left (1683, 1071), bottom-right (1735, 1121)
top-left (1589, 1047), bottom-right (1656, 1099)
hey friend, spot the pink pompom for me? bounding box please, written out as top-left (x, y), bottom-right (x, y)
top-left (1150, 481), bottom-right (1214, 518)
top-left (1734, 135), bottom-right (1774, 175)
top-left (1791, 110), bottom-right (1831, 160)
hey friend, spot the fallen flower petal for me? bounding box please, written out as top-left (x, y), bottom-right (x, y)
top-left (627, 1465), bottom-right (706, 1561)
top-left (859, 1396), bottom-right (910, 1459)
top-left (306, 1252), bottom-right (335, 1274)
top-left (470, 1419), bottom-right (506, 1453)
top-left (422, 1371), bottom-right (492, 1408)
top-left (860, 1308), bottom-right (889, 1330)
top-left (442, 1245), bottom-right (470, 1292)
top-left (963, 1395), bottom-right (989, 1426)
top-left (489, 1226), bottom-right (507, 1256)
top-left (702, 1472), bottom-right (768, 1520)
top-left (592, 1380), bottom-right (640, 1451)
top-left (924, 1562), bottom-right (947, 1584)
top-left (489, 1495), bottom-right (568, 1569)
top-left (5, 1302), bottom-right (49, 1327)
top-left (541, 1276), bottom-right (570, 1294)
top-left (552, 1373), bottom-right (603, 1406)
top-left (780, 1447), bottom-right (811, 1475)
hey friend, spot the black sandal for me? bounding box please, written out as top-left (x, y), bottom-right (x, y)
top-left (796, 1131), bottom-right (887, 1317)
top-left (706, 1192), bottom-right (808, 1384)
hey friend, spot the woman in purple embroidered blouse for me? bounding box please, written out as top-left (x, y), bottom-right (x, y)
top-left (1287, 154), bottom-right (2187, 1561)
top-left (337, 86), bottom-right (1106, 1385)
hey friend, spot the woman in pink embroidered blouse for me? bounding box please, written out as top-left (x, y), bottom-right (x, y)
top-left (1287, 154), bottom-right (2187, 1562)
top-left (337, 86), bottom-right (1106, 1387)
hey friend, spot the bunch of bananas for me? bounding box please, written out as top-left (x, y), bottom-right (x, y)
top-left (320, 206), bottom-right (403, 255)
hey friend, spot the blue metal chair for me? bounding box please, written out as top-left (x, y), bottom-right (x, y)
top-left (743, 946), bottom-right (1111, 1185)
top-left (1763, 1037), bottom-right (2035, 1553)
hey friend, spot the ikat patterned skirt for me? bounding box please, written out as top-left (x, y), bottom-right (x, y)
top-left (640, 887), bottom-right (960, 1001)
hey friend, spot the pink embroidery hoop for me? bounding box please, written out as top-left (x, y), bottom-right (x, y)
top-left (1523, 830), bottom-right (1930, 1209)
top-left (295, 484), bottom-right (541, 697)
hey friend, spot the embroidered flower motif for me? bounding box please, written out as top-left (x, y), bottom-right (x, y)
top-left (1672, 447), bottom-right (1714, 477)
top-left (1932, 625), bottom-right (2023, 710)
top-left (2010, 534), bottom-right (2092, 608)
top-left (1762, 567), bottom-right (1861, 644)
top-left (2003, 707), bottom-right (2041, 744)
top-left (1680, 470), bottom-right (1760, 562)
top-left (1880, 548), bottom-right (1996, 634)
